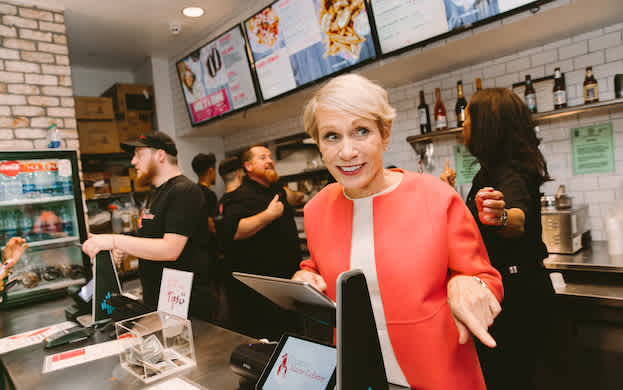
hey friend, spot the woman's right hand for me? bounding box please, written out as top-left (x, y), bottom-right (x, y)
top-left (292, 270), bottom-right (327, 292)
top-left (440, 158), bottom-right (456, 188)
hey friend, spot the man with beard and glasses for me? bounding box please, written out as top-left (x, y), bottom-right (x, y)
top-left (81, 132), bottom-right (208, 311)
top-left (221, 145), bottom-right (302, 339)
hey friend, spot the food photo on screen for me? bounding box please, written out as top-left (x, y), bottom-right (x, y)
top-left (176, 26), bottom-right (258, 126)
top-left (246, 0), bottom-right (376, 101)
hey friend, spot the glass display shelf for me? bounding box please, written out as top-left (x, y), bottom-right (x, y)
top-left (7, 277), bottom-right (86, 297)
top-left (27, 236), bottom-right (80, 248)
top-left (0, 195), bottom-right (74, 207)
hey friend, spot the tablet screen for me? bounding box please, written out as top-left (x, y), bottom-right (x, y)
top-left (258, 335), bottom-right (336, 390)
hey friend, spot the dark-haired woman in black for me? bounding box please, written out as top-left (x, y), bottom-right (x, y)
top-left (443, 88), bottom-right (555, 390)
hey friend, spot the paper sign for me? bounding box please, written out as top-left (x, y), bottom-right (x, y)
top-left (42, 336), bottom-right (136, 373)
top-left (0, 321), bottom-right (76, 355)
top-left (571, 123), bottom-right (615, 175)
top-left (158, 268), bottom-right (193, 319)
top-left (144, 377), bottom-right (207, 390)
top-left (454, 144), bottom-right (481, 184)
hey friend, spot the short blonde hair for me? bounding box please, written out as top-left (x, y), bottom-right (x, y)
top-left (303, 74), bottom-right (396, 142)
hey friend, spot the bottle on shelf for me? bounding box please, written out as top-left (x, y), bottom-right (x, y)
top-left (434, 88), bottom-right (448, 131)
top-left (5, 210), bottom-right (17, 239)
top-left (418, 90), bottom-right (432, 134)
top-left (524, 74), bottom-right (537, 113)
top-left (47, 123), bottom-right (60, 149)
top-left (21, 162), bottom-right (35, 199)
top-left (476, 78), bottom-right (482, 91)
top-left (583, 66), bottom-right (599, 104)
top-left (59, 206), bottom-right (74, 236)
top-left (455, 81), bottom-right (467, 127)
top-left (20, 210), bottom-right (33, 239)
top-left (553, 67), bottom-right (567, 109)
top-left (56, 160), bottom-right (73, 196)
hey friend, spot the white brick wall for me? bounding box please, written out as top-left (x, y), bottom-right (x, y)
top-left (217, 20), bottom-right (623, 241)
top-left (0, 1), bottom-right (76, 150)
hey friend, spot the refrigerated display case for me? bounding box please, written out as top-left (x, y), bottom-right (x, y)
top-left (0, 150), bottom-right (90, 307)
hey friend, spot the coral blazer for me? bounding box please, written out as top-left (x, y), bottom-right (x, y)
top-left (301, 170), bottom-right (503, 390)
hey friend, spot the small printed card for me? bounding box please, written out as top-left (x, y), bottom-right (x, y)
top-left (157, 268), bottom-right (193, 319)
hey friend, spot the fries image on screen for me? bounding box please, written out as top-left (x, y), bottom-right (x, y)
top-left (319, 0), bottom-right (366, 59)
top-left (247, 7), bottom-right (280, 48)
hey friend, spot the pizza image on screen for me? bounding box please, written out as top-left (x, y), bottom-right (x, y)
top-left (247, 7), bottom-right (280, 48)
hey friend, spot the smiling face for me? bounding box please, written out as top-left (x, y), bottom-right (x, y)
top-left (316, 106), bottom-right (390, 198)
top-left (244, 146), bottom-right (279, 187)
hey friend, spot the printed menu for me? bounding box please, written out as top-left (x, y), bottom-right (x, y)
top-left (246, 0), bottom-right (376, 101)
top-left (371, 0), bottom-right (538, 55)
top-left (176, 26), bottom-right (257, 125)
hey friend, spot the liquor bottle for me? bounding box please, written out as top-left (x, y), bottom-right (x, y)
top-left (417, 90), bottom-right (431, 134)
top-left (434, 88), bottom-right (447, 131)
top-left (476, 78), bottom-right (482, 91)
top-left (553, 67), bottom-right (567, 109)
top-left (524, 74), bottom-right (537, 113)
top-left (455, 81), bottom-right (467, 127)
top-left (583, 66), bottom-right (599, 104)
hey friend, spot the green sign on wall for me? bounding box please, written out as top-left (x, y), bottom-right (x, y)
top-left (454, 144), bottom-right (480, 184)
top-left (571, 123), bottom-right (615, 175)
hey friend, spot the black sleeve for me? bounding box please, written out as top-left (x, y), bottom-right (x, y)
top-left (222, 195), bottom-right (246, 244)
top-left (495, 171), bottom-right (531, 216)
top-left (163, 184), bottom-right (205, 237)
top-left (207, 190), bottom-right (218, 218)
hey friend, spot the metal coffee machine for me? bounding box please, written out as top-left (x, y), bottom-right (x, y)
top-left (541, 186), bottom-right (590, 254)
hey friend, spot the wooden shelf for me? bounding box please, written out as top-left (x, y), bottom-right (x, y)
top-left (279, 168), bottom-right (331, 183)
top-left (406, 97), bottom-right (623, 147)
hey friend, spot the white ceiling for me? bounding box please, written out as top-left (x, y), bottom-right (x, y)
top-left (26, 0), bottom-right (252, 70)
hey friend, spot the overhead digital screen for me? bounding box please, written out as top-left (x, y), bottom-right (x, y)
top-left (370, 0), bottom-right (546, 55)
top-left (245, 0), bottom-right (377, 101)
top-left (176, 25), bottom-right (259, 126)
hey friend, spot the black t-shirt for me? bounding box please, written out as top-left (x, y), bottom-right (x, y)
top-left (467, 163), bottom-right (548, 272)
top-left (137, 175), bottom-right (206, 309)
top-left (222, 176), bottom-right (301, 279)
top-left (199, 185), bottom-right (218, 218)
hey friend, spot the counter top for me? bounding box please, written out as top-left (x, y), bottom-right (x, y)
top-left (543, 241), bottom-right (623, 273)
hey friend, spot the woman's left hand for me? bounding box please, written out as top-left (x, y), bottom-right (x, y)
top-left (4, 237), bottom-right (27, 264)
top-left (447, 275), bottom-right (502, 348)
top-left (82, 234), bottom-right (114, 260)
top-left (475, 187), bottom-right (506, 226)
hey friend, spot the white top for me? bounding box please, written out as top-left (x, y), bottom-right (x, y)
top-left (345, 179), bottom-right (410, 387)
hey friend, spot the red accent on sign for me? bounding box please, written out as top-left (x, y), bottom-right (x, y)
top-left (118, 333), bottom-right (135, 340)
top-left (52, 348), bottom-right (85, 362)
top-left (27, 327), bottom-right (51, 337)
top-left (0, 161), bottom-right (21, 177)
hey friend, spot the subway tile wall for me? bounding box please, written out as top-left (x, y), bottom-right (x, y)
top-left (221, 21), bottom-right (623, 241)
top-left (0, 1), bottom-right (77, 151)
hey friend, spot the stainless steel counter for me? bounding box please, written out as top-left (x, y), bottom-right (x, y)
top-left (543, 241), bottom-right (623, 273)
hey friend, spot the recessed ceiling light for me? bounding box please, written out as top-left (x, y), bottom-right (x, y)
top-left (182, 7), bottom-right (204, 18)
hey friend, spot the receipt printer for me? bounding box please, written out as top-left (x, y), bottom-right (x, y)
top-left (230, 342), bottom-right (277, 382)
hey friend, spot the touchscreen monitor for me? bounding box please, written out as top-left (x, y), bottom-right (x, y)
top-left (256, 334), bottom-right (336, 390)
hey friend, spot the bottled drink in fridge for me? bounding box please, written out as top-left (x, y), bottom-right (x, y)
top-left (21, 162), bottom-right (36, 198)
top-left (524, 75), bottom-right (537, 113)
top-left (418, 90), bottom-right (431, 134)
top-left (455, 81), bottom-right (467, 127)
top-left (56, 159), bottom-right (73, 196)
top-left (21, 209), bottom-right (33, 239)
top-left (583, 66), bottom-right (599, 104)
top-left (5, 210), bottom-right (17, 239)
top-left (434, 88), bottom-right (447, 131)
top-left (59, 206), bottom-right (74, 236)
top-left (553, 67), bottom-right (567, 109)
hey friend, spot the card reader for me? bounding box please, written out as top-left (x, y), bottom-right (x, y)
top-left (44, 326), bottom-right (94, 349)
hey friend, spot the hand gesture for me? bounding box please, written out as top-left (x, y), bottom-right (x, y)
top-left (264, 194), bottom-right (284, 222)
top-left (81, 233), bottom-right (114, 260)
top-left (440, 158), bottom-right (456, 188)
top-left (292, 270), bottom-right (327, 292)
top-left (447, 275), bottom-right (501, 348)
top-left (475, 187), bottom-right (506, 226)
top-left (3, 236), bottom-right (27, 263)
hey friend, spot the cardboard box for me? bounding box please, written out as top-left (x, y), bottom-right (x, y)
top-left (74, 97), bottom-right (114, 120)
top-left (110, 175), bottom-right (132, 193)
top-left (116, 119), bottom-right (149, 143)
top-left (102, 83), bottom-right (154, 114)
top-left (78, 120), bottom-right (121, 154)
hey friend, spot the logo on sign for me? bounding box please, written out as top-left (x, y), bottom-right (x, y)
top-left (0, 161), bottom-right (21, 177)
top-left (101, 291), bottom-right (114, 315)
top-left (276, 353), bottom-right (288, 377)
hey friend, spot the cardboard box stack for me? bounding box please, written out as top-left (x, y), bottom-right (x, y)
top-left (76, 97), bottom-right (120, 154)
top-left (102, 83), bottom-right (154, 142)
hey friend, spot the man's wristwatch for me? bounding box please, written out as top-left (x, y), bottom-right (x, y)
top-left (499, 210), bottom-right (508, 227)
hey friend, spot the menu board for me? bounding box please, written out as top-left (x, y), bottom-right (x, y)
top-left (176, 26), bottom-right (258, 126)
top-left (245, 0), bottom-right (377, 101)
top-left (371, 0), bottom-right (542, 55)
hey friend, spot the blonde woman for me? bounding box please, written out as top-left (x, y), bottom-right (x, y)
top-left (293, 74), bottom-right (503, 389)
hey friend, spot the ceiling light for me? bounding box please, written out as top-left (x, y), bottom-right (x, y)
top-left (182, 7), bottom-right (204, 18)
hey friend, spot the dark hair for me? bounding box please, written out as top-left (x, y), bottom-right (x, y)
top-left (218, 155), bottom-right (242, 178)
top-left (466, 88), bottom-right (551, 185)
top-left (191, 153), bottom-right (216, 176)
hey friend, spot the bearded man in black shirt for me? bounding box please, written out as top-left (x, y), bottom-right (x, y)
top-left (82, 132), bottom-right (207, 310)
top-left (222, 145), bottom-right (303, 339)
